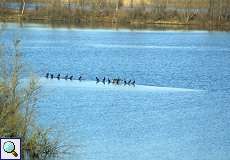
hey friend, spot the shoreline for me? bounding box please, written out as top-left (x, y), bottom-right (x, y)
top-left (1, 16), bottom-right (230, 31)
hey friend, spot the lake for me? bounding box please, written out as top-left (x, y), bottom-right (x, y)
top-left (1, 23), bottom-right (230, 160)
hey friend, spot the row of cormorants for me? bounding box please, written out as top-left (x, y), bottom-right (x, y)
top-left (45, 73), bottom-right (136, 86)
top-left (96, 77), bottom-right (135, 86)
top-left (46, 73), bottom-right (82, 81)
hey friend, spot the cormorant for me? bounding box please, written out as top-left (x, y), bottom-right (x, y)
top-left (131, 80), bottom-right (135, 86)
top-left (64, 75), bottom-right (68, 80)
top-left (51, 74), bottom-right (54, 79)
top-left (78, 76), bottom-right (82, 81)
top-left (116, 78), bottom-right (120, 85)
top-left (69, 75), bottom-right (73, 81)
top-left (124, 80), bottom-right (127, 85)
top-left (45, 73), bottom-right (49, 79)
top-left (108, 78), bottom-right (111, 84)
top-left (128, 80), bottom-right (131, 85)
top-left (102, 77), bottom-right (106, 84)
top-left (57, 74), bottom-right (60, 80)
top-left (96, 77), bottom-right (100, 83)
top-left (112, 79), bottom-right (119, 85)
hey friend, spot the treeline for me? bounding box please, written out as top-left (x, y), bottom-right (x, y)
top-left (0, 0), bottom-right (230, 26)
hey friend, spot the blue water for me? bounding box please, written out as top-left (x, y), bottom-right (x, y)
top-left (1, 23), bottom-right (230, 160)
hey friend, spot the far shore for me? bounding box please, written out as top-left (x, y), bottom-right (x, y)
top-left (1, 0), bottom-right (230, 31)
top-left (1, 16), bottom-right (230, 31)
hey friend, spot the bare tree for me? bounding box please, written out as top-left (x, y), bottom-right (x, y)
top-left (20, 0), bottom-right (26, 16)
top-left (130, 0), bottom-right (133, 8)
top-left (184, 0), bottom-right (193, 23)
top-left (79, 0), bottom-right (85, 11)
top-left (0, 0), bottom-right (6, 16)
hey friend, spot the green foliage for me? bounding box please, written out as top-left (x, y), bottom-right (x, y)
top-left (0, 41), bottom-right (59, 159)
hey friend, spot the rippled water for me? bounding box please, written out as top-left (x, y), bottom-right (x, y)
top-left (1, 23), bottom-right (230, 160)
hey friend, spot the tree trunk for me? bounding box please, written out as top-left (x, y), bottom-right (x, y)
top-left (130, 0), bottom-right (133, 8)
top-left (20, 0), bottom-right (26, 16)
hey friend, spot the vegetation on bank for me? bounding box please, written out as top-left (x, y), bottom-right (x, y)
top-left (0, 0), bottom-right (230, 28)
top-left (0, 39), bottom-right (60, 159)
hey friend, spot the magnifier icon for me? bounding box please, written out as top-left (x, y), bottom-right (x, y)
top-left (3, 141), bottom-right (18, 157)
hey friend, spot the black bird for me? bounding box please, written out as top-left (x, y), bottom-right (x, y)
top-left (116, 78), bottom-right (120, 85)
top-left (57, 74), bottom-right (60, 80)
top-left (64, 75), bottom-right (68, 80)
top-left (124, 80), bottom-right (127, 85)
top-left (78, 76), bottom-right (82, 81)
top-left (112, 79), bottom-right (118, 84)
top-left (51, 74), bottom-right (54, 79)
top-left (96, 77), bottom-right (100, 83)
top-left (128, 80), bottom-right (131, 85)
top-left (108, 78), bottom-right (111, 84)
top-left (102, 77), bottom-right (106, 84)
top-left (45, 73), bottom-right (49, 79)
top-left (131, 80), bottom-right (135, 86)
top-left (69, 75), bottom-right (73, 81)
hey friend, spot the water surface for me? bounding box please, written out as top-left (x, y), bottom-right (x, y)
top-left (1, 23), bottom-right (230, 160)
